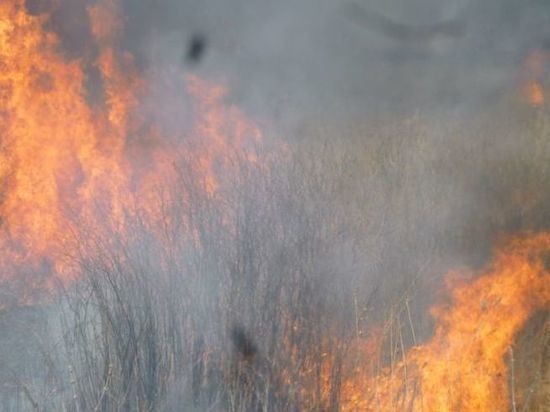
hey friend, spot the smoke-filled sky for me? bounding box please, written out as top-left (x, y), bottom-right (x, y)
top-left (40, 0), bottom-right (550, 127)
top-left (120, 0), bottom-right (550, 122)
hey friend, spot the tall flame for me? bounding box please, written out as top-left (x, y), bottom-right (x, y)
top-left (0, 0), bottom-right (261, 305)
top-left (341, 232), bottom-right (550, 411)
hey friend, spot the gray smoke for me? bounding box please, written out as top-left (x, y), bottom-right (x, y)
top-left (2, 1), bottom-right (550, 410)
top-left (116, 0), bottom-right (550, 125)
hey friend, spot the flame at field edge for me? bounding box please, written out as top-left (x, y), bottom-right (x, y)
top-left (341, 232), bottom-right (550, 411)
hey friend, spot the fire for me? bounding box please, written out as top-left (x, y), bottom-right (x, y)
top-left (0, 0), bottom-right (262, 306)
top-left (341, 232), bottom-right (550, 411)
top-left (524, 81), bottom-right (545, 106)
top-left (521, 50), bottom-right (548, 106)
top-left (1, 1), bottom-right (549, 409)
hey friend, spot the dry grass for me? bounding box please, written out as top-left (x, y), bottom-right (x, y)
top-left (2, 101), bottom-right (550, 410)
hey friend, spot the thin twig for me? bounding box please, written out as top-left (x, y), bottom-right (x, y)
top-left (509, 346), bottom-right (517, 412)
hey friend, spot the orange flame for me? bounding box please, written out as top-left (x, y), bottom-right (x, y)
top-left (341, 232), bottom-right (550, 411)
top-left (521, 50), bottom-right (547, 106)
top-left (0, 0), bottom-right (262, 305)
top-left (524, 81), bottom-right (545, 106)
top-left (2, 3), bottom-right (549, 409)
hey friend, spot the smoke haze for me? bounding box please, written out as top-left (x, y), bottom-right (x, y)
top-left (40, 0), bottom-right (550, 124)
top-left (1, 0), bottom-right (550, 410)
top-left (119, 0), bottom-right (550, 119)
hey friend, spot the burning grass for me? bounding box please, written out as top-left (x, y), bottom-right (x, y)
top-left (1, 0), bottom-right (550, 411)
top-left (339, 233), bottom-right (550, 411)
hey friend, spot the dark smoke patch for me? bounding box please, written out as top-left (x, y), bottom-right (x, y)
top-left (230, 325), bottom-right (257, 359)
top-left (185, 33), bottom-right (207, 64)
